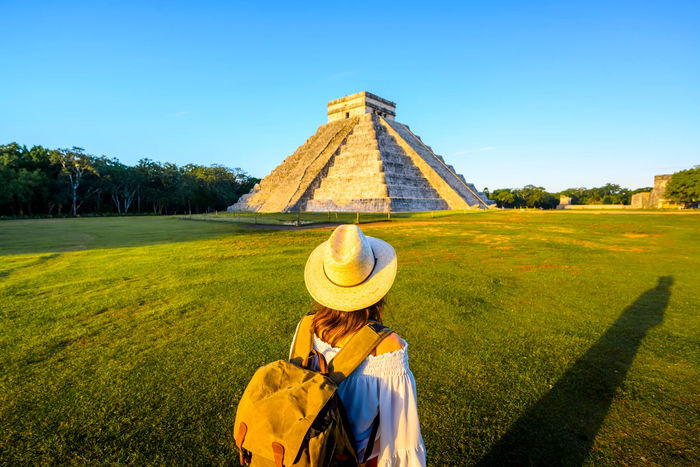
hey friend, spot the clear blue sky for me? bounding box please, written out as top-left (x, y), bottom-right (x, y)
top-left (2, 0), bottom-right (698, 191)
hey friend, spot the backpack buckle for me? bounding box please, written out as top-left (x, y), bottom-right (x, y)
top-left (239, 448), bottom-right (252, 466)
top-left (311, 349), bottom-right (329, 374)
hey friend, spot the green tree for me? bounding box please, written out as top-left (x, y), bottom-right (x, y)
top-left (95, 157), bottom-right (139, 215)
top-left (665, 166), bottom-right (700, 206)
top-left (0, 141), bottom-right (261, 216)
top-left (13, 169), bottom-right (46, 215)
top-left (0, 144), bottom-right (48, 215)
top-left (492, 189), bottom-right (515, 208)
top-left (0, 165), bottom-right (15, 208)
top-left (51, 147), bottom-right (98, 216)
top-left (518, 185), bottom-right (558, 209)
top-left (560, 184), bottom-right (633, 205)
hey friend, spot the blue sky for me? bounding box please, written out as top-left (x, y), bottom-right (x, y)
top-left (2, 0), bottom-right (698, 191)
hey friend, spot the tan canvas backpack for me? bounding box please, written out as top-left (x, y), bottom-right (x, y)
top-left (234, 312), bottom-right (392, 466)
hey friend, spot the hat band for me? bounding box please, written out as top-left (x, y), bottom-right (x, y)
top-left (322, 256), bottom-right (378, 288)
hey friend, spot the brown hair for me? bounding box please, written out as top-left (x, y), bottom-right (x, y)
top-left (312, 298), bottom-right (384, 347)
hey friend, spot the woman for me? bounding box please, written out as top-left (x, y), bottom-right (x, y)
top-left (292, 224), bottom-right (426, 466)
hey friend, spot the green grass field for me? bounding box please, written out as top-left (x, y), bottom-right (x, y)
top-left (1, 212), bottom-right (698, 465)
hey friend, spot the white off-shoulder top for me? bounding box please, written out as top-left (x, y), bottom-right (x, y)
top-left (307, 335), bottom-right (427, 466)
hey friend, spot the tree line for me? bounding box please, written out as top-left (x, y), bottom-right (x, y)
top-left (0, 143), bottom-right (259, 217)
top-left (487, 168), bottom-right (699, 209)
top-left (3, 141), bottom-right (697, 215)
top-left (488, 183), bottom-right (655, 209)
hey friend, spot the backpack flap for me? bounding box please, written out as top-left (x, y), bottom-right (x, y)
top-left (234, 360), bottom-right (337, 466)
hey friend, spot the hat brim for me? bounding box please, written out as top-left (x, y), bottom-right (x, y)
top-left (304, 236), bottom-right (397, 312)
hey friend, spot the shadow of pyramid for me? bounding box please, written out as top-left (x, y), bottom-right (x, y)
top-left (477, 276), bottom-right (672, 466)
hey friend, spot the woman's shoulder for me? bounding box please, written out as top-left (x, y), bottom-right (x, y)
top-left (374, 332), bottom-right (406, 355)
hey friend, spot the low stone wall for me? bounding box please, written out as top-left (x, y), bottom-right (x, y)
top-left (561, 204), bottom-right (631, 209)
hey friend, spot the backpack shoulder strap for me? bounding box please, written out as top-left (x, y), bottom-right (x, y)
top-left (327, 321), bottom-right (393, 385)
top-left (289, 312), bottom-right (315, 367)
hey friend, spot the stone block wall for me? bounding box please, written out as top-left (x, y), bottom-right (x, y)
top-left (328, 91), bottom-right (396, 122)
top-left (631, 192), bottom-right (650, 208)
top-left (629, 174), bottom-right (679, 208)
top-left (648, 174), bottom-right (673, 208)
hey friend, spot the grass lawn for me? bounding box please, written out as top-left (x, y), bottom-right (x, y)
top-left (1, 212), bottom-right (698, 465)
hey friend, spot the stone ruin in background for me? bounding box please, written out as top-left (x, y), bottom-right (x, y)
top-left (229, 91), bottom-right (494, 212)
top-left (631, 174), bottom-right (678, 208)
top-left (556, 196), bottom-right (572, 209)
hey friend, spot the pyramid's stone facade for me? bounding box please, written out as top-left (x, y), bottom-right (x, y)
top-left (230, 92), bottom-right (493, 212)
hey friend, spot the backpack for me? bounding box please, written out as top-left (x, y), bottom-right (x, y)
top-left (234, 312), bottom-right (392, 466)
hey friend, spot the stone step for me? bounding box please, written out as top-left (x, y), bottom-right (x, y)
top-left (334, 148), bottom-right (381, 158)
top-left (390, 197), bottom-right (449, 211)
top-left (331, 150), bottom-right (382, 161)
top-left (326, 160), bottom-right (384, 173)
top-left (237, 118), bottom-right (357, 211)
top-left (305, 115), bottom-right (390, 205)
top-left (383, 119), bottom-right (489, 208)
top-left (385, 183), bottom-right (441, 199)
top-left (314, 181), bottom-right (388, 197)
top-left (383, 173), bottom-right (434, 186)
top-left (306, 197), bottom-right (392, 212)
top-left (380, 160), bottom-right (424, 175)
top-left (317, 173), bottom-right (387, 185)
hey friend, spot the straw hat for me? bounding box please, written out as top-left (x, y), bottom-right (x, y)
top-left (304, 225), bottom-right (397, 312)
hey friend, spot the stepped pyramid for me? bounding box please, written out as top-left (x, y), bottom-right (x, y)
top-left (229, 92), bottom-right (494, 212)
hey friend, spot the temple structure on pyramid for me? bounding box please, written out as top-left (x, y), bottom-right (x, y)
top-left (229, 91), bottom-right (493, 212)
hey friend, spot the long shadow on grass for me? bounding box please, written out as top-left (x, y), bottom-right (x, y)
top-left (478, 276), bottom-right (672, 466)
top-left (0, 253), bottom-right (61, 279)
top-left (0, 218), bottom-right (285, 255)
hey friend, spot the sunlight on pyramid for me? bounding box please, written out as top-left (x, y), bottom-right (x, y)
top-left (229, 92), bottom-right (493, 212)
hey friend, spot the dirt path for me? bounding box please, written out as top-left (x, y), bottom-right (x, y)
top-left (239, 222), bottom-right (344, 231)
top-left (239, 220), bottom-right (461, 231)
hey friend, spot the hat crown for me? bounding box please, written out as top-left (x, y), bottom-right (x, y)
top-left (323, 225), bottom-right (375, 287)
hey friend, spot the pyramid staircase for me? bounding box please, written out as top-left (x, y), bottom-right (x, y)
top-left (231, 118), bottom-right (357, 212)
